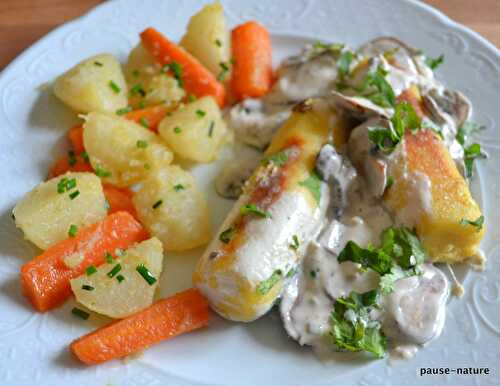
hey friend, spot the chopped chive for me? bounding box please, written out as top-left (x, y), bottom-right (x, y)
top-left (290, 235), bottom-right (300, 251)
top-left (94, 61), bottom-right (103, 67)
top-left (196, 109), bottom-right (206, 118)
top-left (116, 106), bottom-right (133, 115)
top-left (138, 100), bottom-right (146, 109)
top-left (57, 178), bottom-right (67, 193)
top-left (65, 178), bottom-right (77, 190)
top-left (173, 126), bottom-right (182, 134)
top-left (139, 117), bottom-right (150, 128)
top-left (71, 307), bottom-right (90, 320)
top-left (215, 39), bottom-right (222, 47)
top-left (162, 62), bottom-right (184, 88)
top-left (109, 80), bottom-right (121, 94)
top-left (86, 265), bottom-right (97, 276)
top-left (187, 94), bottom-right (197, 102)
top-left (310, 269), bottom-right (317, 278)
top-left (136, 140), bottom-right (149, 148)
top-left (386, 176), bottom-right (394, 190)
top-left (240, 203), bottom-right (272, 218)
top-left (69, 190), bottom-right (80, 200)
top-left (219, 227), bottom-right (236, 244)
top-left (105, 251), bottom-right (114, 264)
top-left (136, 264), bottom-right (157, 285)
top-left (217, 62), bottom-right (230, 81)
top-left (152, 199), bottom-right (163, 209)
top-left (68, 224), bottom-right (78, 237)
top-left (116, 274), bottom-right (125, 283)
top-left (130, 83), bottom-right (146, 97)
top-left (81, 151), bottom-right (90, 163)
top-left (95, 166), bottom-right (112, 178)
top-left (132, 69), bottom-right (140, 78)
top-left (82, 284), bottom-right (94, 291)
top-left (208, 121), bottom-right (215, 137)
top-left (173, 184), bottom-right (185, 192)
top-left (68, 150), bottom-right (77, 166)
top-left (107, 263), bottom-right (122, 278)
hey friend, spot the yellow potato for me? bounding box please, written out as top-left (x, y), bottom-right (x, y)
top-left (180, 1), bottom-right (231, 78)
top-left (158, 96), bottom-right (228, 162)
top-left (133, 165), bottom-right (211, 251)
top-left (13, 172), bottom-right (107, 250)
top-left (70, 237), bottom-right (163, 319)
top-left (53, 54), bottom-right (127, 113)
top-left (143, 74), bottom-right (185, 106)
top-left (83, 112), bottom-right (173, 187)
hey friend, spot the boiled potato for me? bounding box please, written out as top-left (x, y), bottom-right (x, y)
top-left (53, 54), bottom-right (127, 113)
top-left (83, 112), bottom-right (173, 187)
top-left (158, 96), bottom-right (228, 162)
top-left (70, 237), bottom-right (163, 318)
top-left (133, 165), bottom-right (211, 251)
top-left (180, 1), bottom-right (231, 78)
top-left (125, 44), bottom-right (185, 108)
top-left (13, 172), bottom-right (107, 250)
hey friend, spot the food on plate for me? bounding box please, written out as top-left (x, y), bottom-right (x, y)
top-left (71, 237), bottom-right (163, 318)
top-left (13, 1), bottom-right (487, 366)
top-left (53, 54), bottom-right (127, 113)
top-left (83, 112), bottom-right (173, 187)
top-left (133, 165), bottom-right (211, 251)
top-left (13, 172), bottom-right (107, 249)
top-left (158, 95), bottom-right (228, 162)
top-left (21, 212), bottom-right (148, 311)
top-left (180, 1), bottom-right (231, 78)
top-left (70, 288), bottom-right (209, 365)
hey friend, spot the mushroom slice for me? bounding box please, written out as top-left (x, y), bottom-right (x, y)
top-left (358, 37), bottom-right (420, 74)
top-left (426, 89), bottom-right (472, 129)
top-left (329, 91), bottom-right (392, 120)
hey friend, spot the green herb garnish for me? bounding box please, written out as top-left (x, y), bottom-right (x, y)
top-left (71, 307), bottom-right (90, 320)
top-left (95, 165), bottom-right (112, 178)
top-left (257, 269), bottom-right (282, 295)
top-left (116, 106), bottom-right (133, 115)
top-left (57, 177), bottom-right (77, 194)
top-left (217, 62), bottom-right (230, 81)
top-left (139, 117), bottom-right (150, 128)
top-left (116, 274), bottom-right (125, 283)
top-left (136, 140), bottom-right (149, 149)
top-left (173, 184), bottom-right (185, 192)
top-left (82, 284), bottom-right (94, 291)
top-left (69, 190), bottom-right (80, 200)
top-left (215, 39), bottom-right (222, 47)
top-left (109, 80), bottom-right (121, 94)
top-left (219, 227), bottom-right (236, 244)
top-left (107, 263), bottom-right (122, 278)
top-left (130, 84), bottom-right (146, 97)
top-left (94, 61), bottom-right (103, 67)
top-left (152, 199), bottom-right (163, 209)
top-left (162, 62), bottom-right (183, 87)
top-left (425, 54), bottom-right (444, 70)
top-left (132, 69), bottom-right (140, 78)
top-left (240, 203), bottom-right (271, 218)
top-left (173, 126), bottom-right (182, 134)
top-left (196, 109), bottom-right (206, 118)
top-left (105, 252), bottom-right (114, 264)
top-left (86, 265), bottom-right (97, 276)
top-left (460, 215), bottom-right (484, 232)
top-left (81, 151), bottom-right (90, 163)
top-left (290, 235), bottom-right (300, 251)
top-left (385, 176), bottom-right (394, 190)
top-left (68, 150), bottom-right (77, 166)
top-left (136, 264), bottom-right (157, 285)
top-left (355, 66), bottom-right (395, 108)
top-left (337, 50), bottom-right (354, 78)
top-left (299, 171), bottom-right (322, 205)
top-left (208, 121), bottom-right (215, 137)
top-left (464, 143), bottom-right (486, 178)
top-left (264, 150), bottom-right (289, 166)
top-left (68, 224), bottom-right (78, 237)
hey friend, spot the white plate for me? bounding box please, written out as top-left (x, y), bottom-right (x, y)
top-left (0, 1), bottom-right (499, 385)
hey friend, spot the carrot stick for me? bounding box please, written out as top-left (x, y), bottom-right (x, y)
top-left (103, 184), bottom-right (137, 219)
top-left (68, 126), bottom-right (85, 153)
top-left (70, 288), bottom-right (210, 365)
top-left (21, 212), bottom-right (149, 312)
top-left (140, 27), bottom-right (225, 107)
top-left (231, 21), bottom-right (272, 101)
top-left (124, 105), bottom-right (171, 133)
top-left (48, 153), bottom-right (93, 179)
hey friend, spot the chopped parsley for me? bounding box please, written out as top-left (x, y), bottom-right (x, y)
top-left (95, 165), bottom-right (112, 178)
top-left (116, 106), bottom-right (133, 115)
top-left (136, 140), bottom-right (149, 148)
top-left (355, 66), bottom-right (395, 108)
top-left (68, 150), bottom-right (77, 166)
top-left (456, 121), bottom-right (485, 146)
top-left (130, 84), bottom-right (146, 97)
top-left (109, 80), bottom-right (121, 94)
top-left (173, 184), bottom-right (185, 192)
top-left (139, 117), bottom-right (150, 128)
top-left (385, 176), bottom-right (394, 190)
top-left (107, 263), bottom-right (122, 278)
top-left (460, 215), bottom-right (484, 232)
top-left (464, 143), bottom-right (486, 178)
top-left (152, 199), bottom-right (163, 209)
top-left (217, 62), bottom-right (230, 81)
top-left (68, 224), bottom-right (78, 237)
top-left (368, 102), bottom-right (421, 153)
top-left (136, 264), bottom-right (157, 285)
top-left (298, 171), bottom-right (322, 205)
top-left (338, 227), bottom-right (426, 294)
top-left (86, 265), bottom-right (97, 276)
top-left (173, 126), bottom-right (182, 134)
top-left (116, 274), bottom-right (125, 283)
top-left (240, 203), bottom-right (272, 218)
top-left (256, 269), bottom-right (282, 295)
top-left (264, 150), bottom-right (288, 166)
top-left (425, 54), bottom-right (444, 70)
top-left (82, 284), bottom-right (94, 291)
top-left (57, 177), bottom-right (77, 194)
top-left (208, 121), bottom-right (215, 137)
top-left (290, 235), bottom-right (300, 251)
top-left (196, 109), bottom-right (206, 118)
top-left (328, 290), bottom-right (386, 358)
top-left (71, 307), bottom-right (90, 320)
top-left (219, 227), bottom-right (236, 244)
top-left (337, 50), bottom-right (354, 79)
top-left (69, 190), bottom-right (80, 200)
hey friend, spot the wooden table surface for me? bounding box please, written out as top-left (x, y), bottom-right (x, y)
top-left (0, 0), bottom-right (499, 71)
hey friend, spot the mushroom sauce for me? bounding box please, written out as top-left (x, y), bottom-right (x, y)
top-left (219, 37), bottom-right (481, 360)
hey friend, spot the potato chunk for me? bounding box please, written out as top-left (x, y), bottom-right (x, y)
top-left (158, 96), bottom-right (228, 162)
top-left (180, 1), bottom-right (231, 78)
top-left (53, 54), bottom-right (127, 113)
top-left (13, 172), bottom-right (107, 250)
top-left (83, 112), bottom-right (173, 187)
top-left (133, 165), bottom-right (211, 251)
top-left (70, 237), bottom-right (163, 318)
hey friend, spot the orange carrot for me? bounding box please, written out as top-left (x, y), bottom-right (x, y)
top-left (103, 184), bottom-right (137, 219)
top-left (48, 153), bottom-right (93, 179)
top-left (68, 126), bottom-right (85, 153)
top-left (140, 27), bottom-right (225, 107)
top-left (21, 212), bottom-right (149, 312)
top-left (125, 105), bottom-right (170, 133)
top-left (71, 288), bottom-right (210, 365)
top-left (231, 21), bottom-right (272, 101)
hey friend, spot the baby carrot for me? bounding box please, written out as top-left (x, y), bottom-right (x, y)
top-left (231, 21), bottom-right (272, 101)
top-left (68, 126), bottom-right (85, 153)
top-left (71, 288), bottom-right (210, 365)
top-left (124, 105), bottom-right (171, 133)
top-left (140, 27), bottom-right (225, 107)
top-left (21, 212), bottom-right (149, 312)
top-left (103, 184), bottom-right (137, 219)
top-left (48, 153), bottom-right (93, 179)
